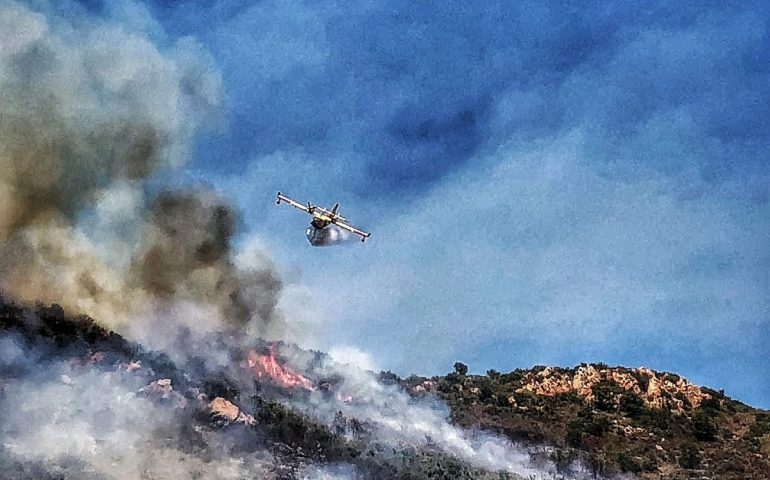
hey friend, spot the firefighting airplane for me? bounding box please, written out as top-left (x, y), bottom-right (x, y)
top-left (276, 192), bottom-right (371, 245)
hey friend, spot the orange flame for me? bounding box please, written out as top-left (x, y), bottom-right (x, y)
top-left (245, 348), bottom-right (315, 391)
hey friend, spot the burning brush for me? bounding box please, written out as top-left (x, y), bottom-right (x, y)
top-left (243, 344), bottom-right (315, 391)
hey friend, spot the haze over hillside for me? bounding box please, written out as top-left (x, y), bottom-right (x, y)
top-left (1, 300), bottom-right (768, 479)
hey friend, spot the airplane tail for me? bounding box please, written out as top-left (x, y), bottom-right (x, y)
top-left (331, 203), bottom-right (340, 216)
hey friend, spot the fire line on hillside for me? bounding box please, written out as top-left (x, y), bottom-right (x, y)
top-left (244, 347), bottom-right (315, 391)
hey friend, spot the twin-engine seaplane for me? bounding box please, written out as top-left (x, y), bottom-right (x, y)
top-left (276, 192), bottom-right (371, 245)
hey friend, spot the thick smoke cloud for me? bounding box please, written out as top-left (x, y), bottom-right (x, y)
top-left (0, 0), bottom-right (214, 237)
top-left (0, 0), bottom-right (207, 314)
top-left (0, 4), bottom-right (458, 479)
top-left (0, 1), bottom-right (285, 347)
top-left (131, 190), bottom-right (282, 327)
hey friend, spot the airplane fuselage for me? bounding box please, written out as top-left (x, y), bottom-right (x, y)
top-left (310, 215), bottom-right (331, 230)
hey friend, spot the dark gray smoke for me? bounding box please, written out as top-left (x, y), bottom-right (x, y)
top-left (0, 1), bottom-right (285, 344)
top-left (0, 0), bottom-right (211, 239)
top-left (131, 190), bottom-right (282, 328)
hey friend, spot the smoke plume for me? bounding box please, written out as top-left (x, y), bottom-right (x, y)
top-left (0, 0), bottom-right (283, 345)
top-left (130, 190), bottom-right (282, 328)
top-left (0, 3), bottom-right (305, 477)
top-left (0, 1), bottom-right (207, 237)
top-left (0, 361), bottom-right (275, 479)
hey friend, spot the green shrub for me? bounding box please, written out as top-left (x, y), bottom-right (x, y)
top-left (748, 412), bottom-right (770, 438)
top-left (619, 393), bottom-right (645, 418)
top-left (692, 411), bottom-right (717, 441)
top-left (499, 369), bottom-right (525, 384)
top-left (593, 380), bottom-right (623, 412)
top-left (565, 414), bottom-right (610, 448)
top-left (679, 445), bottom-right (701, 469)
top-left (479, 386), bottom-right (494, 401)
top-left (636, 407), bottom-right (672, 430)
top-left (550, 448), bottom-right (578, 473)
top-left (616, 452), bottom-right (642, 473)
top-left (630, 370), bottom-right (650, 392)
top-left (566, 420), bottom-right (585, 448)
top-left (699, 396), bottom-right (722, 412)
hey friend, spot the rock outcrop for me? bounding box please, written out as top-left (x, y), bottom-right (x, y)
top-left (209, 397), bottom-right (256, 426)
top-left (517, 365), bottom-right (711, 413)
top-left (137, 378), bottom-right (188, 409)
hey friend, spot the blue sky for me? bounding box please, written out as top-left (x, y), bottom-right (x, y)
top-left (65, 0), bottom-right (769, 407)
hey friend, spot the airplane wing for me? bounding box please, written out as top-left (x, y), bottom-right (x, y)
top-left (332, 219), bottom-right (372, 242)
top-left (276, 192), bottom-right (310, 213)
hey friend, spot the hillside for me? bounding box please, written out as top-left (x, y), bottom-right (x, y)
top-left (1, 299), bottom-right (767, 479)
top-left (398, 363), bottom-right (770, 479)
top-left (0, 300), bottom-right (546, 479)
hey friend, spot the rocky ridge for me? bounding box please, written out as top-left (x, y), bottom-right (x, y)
top-left (515, 365), bottom-right (711, 413)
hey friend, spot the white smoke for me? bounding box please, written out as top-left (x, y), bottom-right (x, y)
top-left (0, 332), bottom-right (366, 480)
top-left (0, 359), bottom-right (275, 479)
top-left (324, 225), bottom-right (353, 245)
top-left (282, 347), bottom-right (577, 479)
top-left (300, 464), bottom-right (360, 480)
top-left (329, 345), bottom-right (379, 372)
